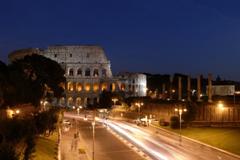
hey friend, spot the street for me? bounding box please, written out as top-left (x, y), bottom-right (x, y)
top-left (64, 112), bottom-right (240, 160)
top-left (62, 112), bottom-right (143, 160)
top-left (107, 120), bottom-right (240, 160)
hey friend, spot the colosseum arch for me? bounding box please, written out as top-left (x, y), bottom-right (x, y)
top-left (67, 82), bottom-right (74, 91)
top-left (76, 82), bottom-right (83, 92)
top-left (120, 83), bottom-right (126, 91)
top-left (110, 83), bottom-right (116, 92)
top-left (69, 68), bottom-right (74, 76)
top-left (101, 83), bottom-right (108, 91)
top-left (59, 97), bottom-right (65, 106)
top-left (93, 83), bottom-right (99, 92)
top-left (76, 97), bottom-right (81, 106)
top-left (77, 68), bottom-right (82, 76)
top-left (85, 68), bottom-right (91, 77)
top-left (93, 69), bottom-right (99, 77)
top-left (85, 83), bottom-right (91, 92)
top-left (67, 97), bottom-right (74, 106)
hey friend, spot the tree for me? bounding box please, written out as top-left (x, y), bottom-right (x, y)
top-left (182, 102), bottom-right (197, 123)
top-left (98, 90), bottom-right (113, 108)
top-left (0, 144), bottom-right (18, 160)
top-left (2, 54), bottom-right (65, 107)
top-left (0, 61), bottom-right (9, 107)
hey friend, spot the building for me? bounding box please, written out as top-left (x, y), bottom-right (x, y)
top-left (207, 85), bottom-right (235, 96)
top-left (117, 72), bottom-right (147, 97)
top-left (8, 45), bottom-right (147, 107)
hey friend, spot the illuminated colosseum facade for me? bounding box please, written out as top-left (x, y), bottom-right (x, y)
top-left (8, 45), bottom-right (147, 107)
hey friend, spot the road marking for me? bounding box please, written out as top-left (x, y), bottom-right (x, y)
top-left (107, 125), bottom-right (153, 160)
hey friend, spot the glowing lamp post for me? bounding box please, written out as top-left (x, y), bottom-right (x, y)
top-left (174, 108), bottom-right (187, 145)
top-left (92, 120), bottom-right (95, 160)
top-left (218, 101), bottom-right (224, 111)
top-left (217, 101), bottom-right (225, 126)
top-left (135, 102), bottom-right (144, 120)
top-left (15, 109), bottom-right (20, 115)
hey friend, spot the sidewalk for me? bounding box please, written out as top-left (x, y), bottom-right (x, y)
top-left (60, 123), bottom-right (88, 160)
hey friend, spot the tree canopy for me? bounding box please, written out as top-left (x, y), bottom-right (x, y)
top-left (0, 54), bottom-right (65, 108)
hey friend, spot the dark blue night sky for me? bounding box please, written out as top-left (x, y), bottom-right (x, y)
top-left (1, 0), bottom-right (240, 80)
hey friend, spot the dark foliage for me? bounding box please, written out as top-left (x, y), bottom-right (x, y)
top-left (35, 108), bottom-right (59, 135)
top-left (182, 102), bottom-right (197, 123)
top-left (0, 143), bottom-right (18, 160)
top-left (0, 55), bottom-right (65, 108)
top-left (0, 108), bottom-right (60, 159)
top-left (98, 90), bottom-right (114, 108)
top-left (170, 116), bottom-right (180, 129)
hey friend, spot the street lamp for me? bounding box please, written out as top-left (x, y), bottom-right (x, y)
top-left (92, 120), bottom-right (95, 160)
top-left (15, 109), bottom-right (20, 114)
top-left (135, 102), bottom-right (144, 120)
top-left (218, 101), bottom-right (224, 111)
top-left (174, 107), bottom-right (187, 145)
top-left (217, 101), bottom-right (225, 126)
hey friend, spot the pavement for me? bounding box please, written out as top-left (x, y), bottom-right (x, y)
top-left (63, 112), bottom-right (143, 160)
top-left (60, 119), bottom-right (88, 160)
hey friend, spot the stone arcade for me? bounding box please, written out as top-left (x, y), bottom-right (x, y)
top-left (9, 45), bottom-right (147, 107)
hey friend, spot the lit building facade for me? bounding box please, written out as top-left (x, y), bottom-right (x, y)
top-left (117, 72), bottom-right (147, 97)
top-left (8, 45), bottom-right (147, 107)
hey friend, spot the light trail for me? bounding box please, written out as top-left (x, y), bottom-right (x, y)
top-left (107, 121), bottom-right (169, 160)
top-left (106, 120), bottom-right (190, 160)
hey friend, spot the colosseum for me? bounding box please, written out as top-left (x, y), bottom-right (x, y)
top-left (8, 45), bottom-right (147, 107)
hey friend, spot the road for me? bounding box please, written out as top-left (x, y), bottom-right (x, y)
top-left (64, 112), bottom-right (240, 160)
top-left (106, 120), bottom-right (240, 160)
top-left (64, 112), bottom-right (143, 160)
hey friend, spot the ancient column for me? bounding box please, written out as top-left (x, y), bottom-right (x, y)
top-left (162, 83), bottom-right (166, 94)
top-left (208, 73), bottom-right (213, 103)
top-left (169, 76), bottom-right (173, 99)
top-left (187, 76), bottom-right (191, 101)
top-left (197, 75), bottom-right (201, 102)
top-left (178, 77), bottom-right (182, 101)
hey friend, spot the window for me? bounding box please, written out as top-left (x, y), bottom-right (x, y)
top-left (70, 54), bottom-right (72, 57)
top-left (85, 68), bottom-right (91, 76)
top-left (102, 69), bottom-right (107, 77)
top-left (93, 69), bottom-right (99, 77)
top-left (69, 69), bottom-right (74, 76)
top-left (87, 53), bottom-right (90, 58)
top-left (77, 69), bottom-right (82, 76)
top-left (54, 54), bottom-right (57, 58)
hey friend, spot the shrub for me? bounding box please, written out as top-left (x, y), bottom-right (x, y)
top-left (0, 143), bottom-right (18, 160)
top-left (159, 119), bottom-right (169, 126)
top-left (170, 116), bottom-right (179, 129)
